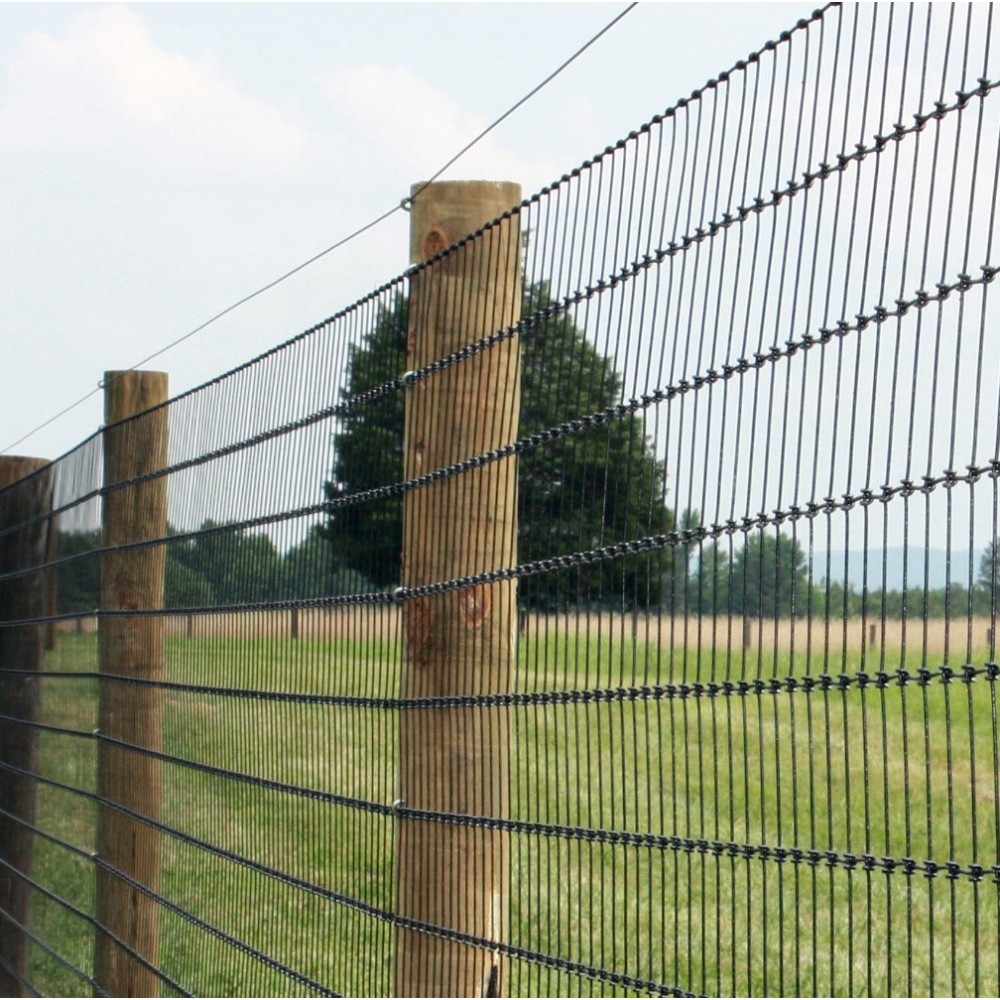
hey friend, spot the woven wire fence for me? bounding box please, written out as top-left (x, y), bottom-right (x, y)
top-left (3, 2), bottom-right (1000, 995)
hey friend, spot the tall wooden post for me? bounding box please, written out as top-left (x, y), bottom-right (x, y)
top-left (95, 371), bottom-right (168, 997)
top-left (395, 181), bottom-right (522, 997)
top-left (0, 457), bottom-right (52, 998)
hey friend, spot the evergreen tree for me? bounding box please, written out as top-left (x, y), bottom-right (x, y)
top-left (979, 537), bottom-right (999, 594)
top-left (729, 531), bottom-right (810, 619)
top-left (165, 558), bottom-right (216, 608)
top-left (691, 539), bottom-right (731, 615)
top-left (320, 283), bottom-right (675, 608)
top-left (284, 526), bottom-right (371, 599)
top-left (168, 520), bottom-right (284, 606)
top-left (661, 509), bottom-right (701, 613)
top-left (55, 529), bottom-right (101, 614)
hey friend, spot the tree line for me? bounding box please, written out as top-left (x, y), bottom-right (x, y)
top-left (322, 281), bottom-right (1000, 619)
top-left (675, 529), bottom-right (1000, 619)
top-left (54, 276), bottom-right (1000, 620)
top-left (320, 282), bottom-right (675, 610)
top-left (55, 523), bottom-right (364, 614)
top-left (54, 521), bottom-right (1000, 620)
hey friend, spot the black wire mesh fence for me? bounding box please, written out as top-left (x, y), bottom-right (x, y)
top-left (3, 2), bottom-right (1000, 995)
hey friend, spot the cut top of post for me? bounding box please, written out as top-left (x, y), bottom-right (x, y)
top-left (103, 371), bottom-right (169, 426)
top-left (409, 180), bottom-right (522, 260)
top-left (0, 457), bottom-right (51, 491)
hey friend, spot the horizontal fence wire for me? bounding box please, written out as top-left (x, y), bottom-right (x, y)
top-left (3, 2), bottom-right (1000, 996)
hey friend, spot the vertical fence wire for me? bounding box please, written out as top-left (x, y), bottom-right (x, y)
top-left (2, 1), bottom-right (1000, 995)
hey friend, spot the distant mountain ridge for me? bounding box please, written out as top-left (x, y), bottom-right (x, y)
top-left (816, 548), bottom-right (980, 590)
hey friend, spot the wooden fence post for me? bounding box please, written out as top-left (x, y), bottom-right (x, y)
top-left (0, 457), bottom-right (52, 998)
top-left (395, 181), bottom-right (521, 997)
top-left (45, 529), bottom-right (57, 653)
top-left (95, 371), bottom-right (168, 997)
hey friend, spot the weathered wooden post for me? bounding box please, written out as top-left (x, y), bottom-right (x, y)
top-left (395, 181), bottom-right (521, 997)
top-left (95, 371), bottom-right (168, 997)
top-left (0, 457), bottom-right (52, 997)
top-left (45, 528), bottom-right (58, 653)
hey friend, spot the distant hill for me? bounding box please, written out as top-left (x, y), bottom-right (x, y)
top-left (817, 548), bottom-right (980, 590)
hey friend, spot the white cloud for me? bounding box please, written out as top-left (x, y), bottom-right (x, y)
top-left (0, 6), bottom-right (307, 173)
top-left (318, 62), bottom-right (558, 193)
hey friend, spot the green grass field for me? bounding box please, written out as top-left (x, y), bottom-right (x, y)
top-left (23, 617), bottom-right (1000, 997)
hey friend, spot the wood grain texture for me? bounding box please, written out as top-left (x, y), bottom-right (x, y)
top-left (396, 181), bottom-right (521, 998)
top-left (95, 371), bottom-right (168, 998)
top-left (0, 456), bottom-right (51, 998)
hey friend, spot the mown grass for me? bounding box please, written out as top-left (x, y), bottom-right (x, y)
top-left (24, 618), bottom-right (1000, 997)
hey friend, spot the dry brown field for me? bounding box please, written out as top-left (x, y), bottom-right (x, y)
top-left (54, 609), bottom-right (994, 662)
